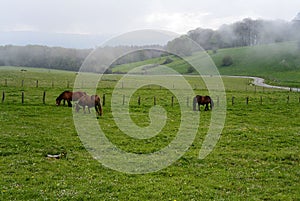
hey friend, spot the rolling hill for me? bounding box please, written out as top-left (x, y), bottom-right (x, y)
top-left (112, 41), bottom-right (300, 88)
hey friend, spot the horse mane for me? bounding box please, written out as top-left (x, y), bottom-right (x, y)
top-left (56, 90), bottom-right (71, 101)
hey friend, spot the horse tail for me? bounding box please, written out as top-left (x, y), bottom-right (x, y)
top-left (193, 96), bottom-right (197, 111)
top-left (210, 97), bottom-right (214, 110)
top-left (94, 96), bottom-right (102, 116)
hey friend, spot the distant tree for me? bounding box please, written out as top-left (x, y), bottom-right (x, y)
top-left (166, 36), bottom-right (194, 56)
top-left (221, 55), bottom-right (233, 66)
top-left (187, 28), bottom-right (216, 49)
top-left (187, 66), bottom-right (195, 73)
top-left (161, 57), bottom-right (173, 65)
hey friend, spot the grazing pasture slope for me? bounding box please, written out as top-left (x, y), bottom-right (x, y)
top-left (0, 66), bottom-right (299, 200)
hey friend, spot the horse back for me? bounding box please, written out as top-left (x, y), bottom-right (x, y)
top-left (72, 91), bottom-right (86, 101)
top-left (204, 95), bottom-right (211, 102)
top-left (78, 94), bottom-right (100, 107)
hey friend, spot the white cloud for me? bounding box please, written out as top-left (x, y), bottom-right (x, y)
top-left (1, 0), bottom-right (300, 35)
top-left (145, 12), bottom-right (212, 33)
top-left (2, 24), bottom-right (39, 32)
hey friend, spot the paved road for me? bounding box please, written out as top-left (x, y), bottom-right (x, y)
top-left (227, 75), bottom-right (300, 92)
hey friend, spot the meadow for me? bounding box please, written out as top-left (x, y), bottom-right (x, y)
top-left (0, 66), bottom-right (300, 200)
top-left (112, 41), bottom-right (300, 88)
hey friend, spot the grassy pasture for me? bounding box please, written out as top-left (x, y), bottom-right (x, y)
top-left (112, 41), bottom-right (300, 88)
top-left (0, 67), bottom-right (300, 200)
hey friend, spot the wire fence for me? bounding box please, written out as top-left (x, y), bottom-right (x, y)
top-left (1, 90), bottom-right (299, 108)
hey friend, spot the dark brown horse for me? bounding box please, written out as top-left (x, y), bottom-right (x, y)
top-left (75, 95), bottom-right (102, 116)
top-left (56, 91), bottom-right (87, 107)
top-left (193, 95), bottom-right (214, 111)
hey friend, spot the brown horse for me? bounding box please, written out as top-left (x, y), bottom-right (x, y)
top-left (75, 95), bottom-right (103, 116)
top-left (56, 91), bottom-right (87, 107)
top-left (193, 95), bottom-right (214, 111)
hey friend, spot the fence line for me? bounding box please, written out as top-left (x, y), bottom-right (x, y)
top-left (1, 90), bottom-right (300, 107)
top-left (1, 79), bottom-right (74, 89)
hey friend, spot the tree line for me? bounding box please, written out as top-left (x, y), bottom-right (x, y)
top-left (167, 18), bottom-right (300, 56)
top-left (1, 17), bottom-right (299, 71)
top-left (0, 45), bottom-right (91, 71)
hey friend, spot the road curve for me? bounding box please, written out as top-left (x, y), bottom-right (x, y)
top-left (225, 75), bottom-right (300, 92)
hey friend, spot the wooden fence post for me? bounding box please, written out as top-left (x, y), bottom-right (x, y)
top-left (36, 80), bottom-right (39, 88)
top-left (22, 91), bottom-right (24, 104)
top-left (2, 91), bottom-right (5, 103)
top-left (232, 96), bottom-right (235, 105)
top-left (287, 95), bottom-right (290, 104)
top-left (102, 94), bottom-right (106, 106)
top-left (260, 96), bottom-right (263, 105)
top-left (186, 97), bottom-right (189, 107)
top-left (154, 96), bottom-right (156, 105)
top-left (122, 95), bottom-right (125, 105)
top-left (43, 91), bottom-right (46, 104)
top-left (246, 97), bottom-right (249, 105)
top-left (171, 96), bottom-right (174, 107)
top-left (138, 96), bottom-right (140, 105)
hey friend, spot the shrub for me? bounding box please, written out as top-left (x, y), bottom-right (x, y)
top-left (161, 57), bottom-right (173, 65)
top-left (222, 55), bottom-right (233, 66)
top-left (187, 66), bottom-right (195, 73)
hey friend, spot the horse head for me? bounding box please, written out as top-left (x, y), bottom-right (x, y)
top-left (55, 98), bottom-right (61, 106)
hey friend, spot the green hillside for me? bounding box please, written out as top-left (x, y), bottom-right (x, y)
top-left (211, 41), bottom-right (300, 87)
top-left (112, 41), bottom-right (300, 88)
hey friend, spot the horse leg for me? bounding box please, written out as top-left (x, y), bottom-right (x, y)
top-left (67, 100), bottom-right (72, 107)
top-left (63, 99), bottom-right (65, 105)
top-left (83, 106), bottom-right (86, 114)
top-left (198, 103), bottom-right (200, 111)
top-left (88, 107), bottom-right (91, 113)
top-left (75, 104), bottom-right (80, 112)
top-left (205, 104), bottom-right (208, 111)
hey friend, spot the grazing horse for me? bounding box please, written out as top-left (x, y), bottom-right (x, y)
top-left (193, 95), bottom-right (214, 111)
top-left (75, 95), bottom-right (102, 116)
top-left (56, 91), bottom-right (87, 107)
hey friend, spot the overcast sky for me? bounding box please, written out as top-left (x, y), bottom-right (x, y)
top-left (1, 0), bottom-right (300, 47)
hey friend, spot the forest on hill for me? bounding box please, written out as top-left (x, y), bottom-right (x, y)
top-left (0, 16), bottom-right (299, 72)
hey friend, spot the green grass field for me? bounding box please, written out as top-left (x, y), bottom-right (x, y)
top-left (112, 41), bottom-right (300, 88)
top-left (1, 67), bottom-right (300, 200)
